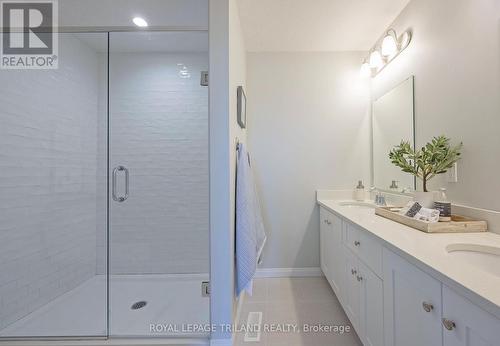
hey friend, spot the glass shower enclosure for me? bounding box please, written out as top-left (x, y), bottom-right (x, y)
top-left (0, 30), bottom-right (209, 339)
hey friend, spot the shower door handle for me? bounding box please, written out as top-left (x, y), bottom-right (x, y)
top-left (112, 166), bottom-right (129, 202)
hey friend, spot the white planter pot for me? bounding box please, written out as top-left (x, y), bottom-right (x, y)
top-left (413, 192), bottom-right (435, 208)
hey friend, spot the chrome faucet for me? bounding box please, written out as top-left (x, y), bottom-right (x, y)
top-left (375, 193), bottom-right (386, 206)
top-left (370, 187), bottom-right (386, 206)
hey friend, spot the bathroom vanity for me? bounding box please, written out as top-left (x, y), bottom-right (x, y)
top-left (317, 197), bottom-right (500, 346)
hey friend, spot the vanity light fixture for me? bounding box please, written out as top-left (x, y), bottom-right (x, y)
top-left (361, 28), bottom-right (412, 78)
top-left (132, 17), bottom-right (148, 27)
top-left (381, 29), bottom-right (398, 58)
top-left (369, 50), bottom-right (383, 69)
top-left (360, 60), bottom-right (371, 78)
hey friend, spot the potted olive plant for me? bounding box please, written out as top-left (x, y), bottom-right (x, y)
top-left (389, 135), bottom-right (463, 207)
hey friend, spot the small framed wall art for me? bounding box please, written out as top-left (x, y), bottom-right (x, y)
top-left (237, 86), bottom-right (246, 129)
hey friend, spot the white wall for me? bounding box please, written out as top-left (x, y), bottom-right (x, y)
top-left (209, 0), bottom-right (233, 342)
top-left (59, 0), bottom-right (208, 29)
top-left (107, 52), bottom-right (209, 275)
top-left (372, 0), bottom-right (500, 211)
top-left (247, 52), bottom-right (370, 269)
top-left (229, 0), bottom-right (247, 323)
top-left (0, 35), bottom-right (104, 330)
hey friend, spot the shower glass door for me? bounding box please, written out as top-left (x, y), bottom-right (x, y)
top-left (108, 31), bottom-right (210, 337)
top-left (0, 32), bottom-right (108, 338)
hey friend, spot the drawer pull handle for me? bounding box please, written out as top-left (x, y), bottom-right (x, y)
top-left (422, 302), bottom-right (434, 312)
top-left (356, 275), bottom-right (363, 282)
top-left (351, 268), bottom-right (357, 275)
top-left (354, 241), bottom-right (361, 246)
top-left (442, 318), bottom-right (456, 331)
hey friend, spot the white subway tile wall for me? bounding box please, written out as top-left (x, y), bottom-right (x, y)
top-left (0, 34), bottom-right (107, 330)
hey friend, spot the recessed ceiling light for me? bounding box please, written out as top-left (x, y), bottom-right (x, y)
top-left (132, 17), bottom-right (148, 27)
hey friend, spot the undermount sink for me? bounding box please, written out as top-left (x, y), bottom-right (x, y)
top-left (338, 201), bottom-right (376, 209)
top-left (446, 243), bottom-right (500, 278)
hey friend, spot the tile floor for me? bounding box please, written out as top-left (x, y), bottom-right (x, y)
top-left (234, 277), bottom-right (362, 346)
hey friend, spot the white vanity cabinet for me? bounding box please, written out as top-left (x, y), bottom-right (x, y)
top-left (343, 246), bottom-right (361, 331)
top-left (319, 204), bottom-right (500, 346)
top-left (442, 286), bottom-right (500, 346)
top-left (319, 207), bottom-right (343, 296)
top-left (358, 260), bottom-right (384, 346)
top-left (343, 235), bottom-right (384, 346)
top-left (383, 248), bottom-right (443, 346)
top-left (321, 207), bottom-right (384, 346)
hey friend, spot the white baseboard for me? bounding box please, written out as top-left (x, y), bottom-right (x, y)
top-left (210, 339), bottom-right (232, 346)
top-left (255, 267), bottom-right (323, 278)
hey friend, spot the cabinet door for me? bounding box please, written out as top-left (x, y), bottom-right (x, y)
top-left (329, 212), bottom-right (343, 296)
top-left (319, 208), bottom-right (343, 296)
top-left (443, 285), bottom-right (500, 346)
top-left (319, 207), bottom-right (331, 281)
top-left (383, 248), bottom-right (442, 346)
top-left (359, 261), bottom-right (384, 346)
top-left (343, 246), bottom-right (360, 332)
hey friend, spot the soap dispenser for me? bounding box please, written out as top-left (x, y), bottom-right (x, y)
top-left (354, 180), bottom-right (365, 201)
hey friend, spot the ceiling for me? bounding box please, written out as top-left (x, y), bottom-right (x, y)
top-left (237, 0), bottom-right (411, 52)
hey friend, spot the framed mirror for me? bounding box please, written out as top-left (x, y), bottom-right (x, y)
top-left (372, 76), bottom-right (415, 192)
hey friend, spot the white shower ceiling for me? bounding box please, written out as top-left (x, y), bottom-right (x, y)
top-left (237, 0), bottom-right (411, 52)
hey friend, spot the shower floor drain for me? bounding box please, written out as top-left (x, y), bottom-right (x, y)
top-left (131, 301), bottom-right (147, 310)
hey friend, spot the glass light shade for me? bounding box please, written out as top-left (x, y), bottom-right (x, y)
top-left (400, 31), bottom-right (412, 49)
top-left (369, 50), bottom-right (383, 69)
top-left (360, 62), bottom-right (371, 78)
top-left (381, 34), bottom-right (398, 57)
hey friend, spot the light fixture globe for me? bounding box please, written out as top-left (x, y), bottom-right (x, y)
top-left (381, 32), bottom-right (398, 57)
top-left (369, 50), bottom-right (383, 69)
top-left (360, 61), bottom-right (371, 78)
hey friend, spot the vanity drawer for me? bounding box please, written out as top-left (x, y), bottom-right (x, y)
top-left (345, 223), bottom-right (382, 278)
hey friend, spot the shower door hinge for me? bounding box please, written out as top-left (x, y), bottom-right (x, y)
top-left (200, 71), bottom-right (209, 86)
top-left (201, 281), bottom-right (210, 297)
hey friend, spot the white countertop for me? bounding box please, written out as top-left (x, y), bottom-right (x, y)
top-left (317, 198), bottom-right (500, 319)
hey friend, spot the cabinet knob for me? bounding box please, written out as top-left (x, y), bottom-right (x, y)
top-left (354, 240), bottom-right (361, 246)
top-left (422, 302), bottom-right (434, 312)
top-left (351, 268), bottom-right (357, 275)
top-left (442, 318), bottom-right (456, 331)
top-left (356, 275), bottom-right (363, 282)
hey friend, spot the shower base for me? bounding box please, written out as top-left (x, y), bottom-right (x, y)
top-left (0, 274), bottom-right (209, 339)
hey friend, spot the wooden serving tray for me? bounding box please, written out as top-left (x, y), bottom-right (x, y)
top-left (375, 206), bottom-right (488, 233)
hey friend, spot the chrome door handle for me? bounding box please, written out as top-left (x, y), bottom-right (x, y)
top-left (442, 318), bottom-right (456, 331)
top-left (112, 165), bottom-right (129, 202)
top-left (422, 302), bottom-right (434, 312)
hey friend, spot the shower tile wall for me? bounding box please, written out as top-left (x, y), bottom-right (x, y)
top-left (0, 36), bottom-right (105, 330)
top-left (106, 53), bottom-right (209, 275)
